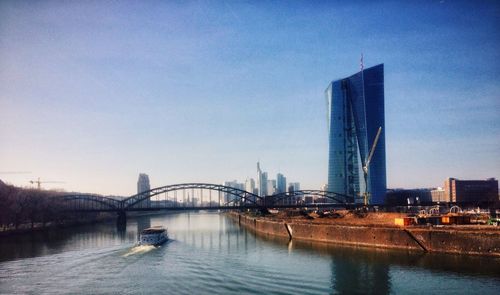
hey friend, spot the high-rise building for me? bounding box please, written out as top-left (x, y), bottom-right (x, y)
top-left (325, 64), bottom-right (386, 204)
top-left (257, 162), bottom-right (263, 196)
top-left (137, 173), bottom-right (151, 207)
top-left (245, 178), bottom-right (256, 194)
top-left (261, 172), bottom-right (268, 196)
top-left (276, 173), bottom-right (287, 194)
top-left (223, 180), bottom-right (244, 203)
top-left (245, 178), bottom-right (256, 203)
top-left (267, 179), bottom-right (276, 195)
top-left (137, 173), bottom-right (150, 194)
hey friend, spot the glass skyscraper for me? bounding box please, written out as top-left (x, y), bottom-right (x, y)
top-left (325, 64), bottom-right (386, 204)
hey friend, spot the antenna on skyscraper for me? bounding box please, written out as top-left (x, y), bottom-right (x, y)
top-left (360, 53), bottom-right (364, 71)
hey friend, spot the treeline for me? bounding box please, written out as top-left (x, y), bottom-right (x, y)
top-left (0, 181), bottom-right (102, 231)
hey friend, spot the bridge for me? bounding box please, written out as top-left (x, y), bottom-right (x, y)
top-left (61, 183), bottom-right (356, 223)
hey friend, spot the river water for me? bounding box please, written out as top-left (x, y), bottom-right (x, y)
top-left (0, 212), bottom-right (499, 294)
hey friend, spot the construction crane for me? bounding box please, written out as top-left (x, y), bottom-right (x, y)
top-left (362, 127), bottom-right (382, 206)
top-left (29, 177), bottom-right (65, 190)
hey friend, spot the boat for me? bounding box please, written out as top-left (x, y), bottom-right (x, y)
top-left (138, 226), bottom-right (169, 246)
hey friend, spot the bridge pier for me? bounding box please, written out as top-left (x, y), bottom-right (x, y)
top-left (116, 210), bottom-right (127, 227)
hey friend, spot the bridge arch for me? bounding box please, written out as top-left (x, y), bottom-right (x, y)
top-left (122, 183), bottom-right (262, 210)
top-left (62, 193), bottom-right (122, 211)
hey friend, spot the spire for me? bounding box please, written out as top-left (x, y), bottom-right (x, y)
top-left (360, 53), bottom-right (364, 72)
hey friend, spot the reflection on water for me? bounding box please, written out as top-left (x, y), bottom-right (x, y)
top-left (0, 211), bottom-right (499, 294)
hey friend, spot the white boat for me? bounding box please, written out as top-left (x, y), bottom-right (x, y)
top-left (138, 226), bottom-right (168, 246)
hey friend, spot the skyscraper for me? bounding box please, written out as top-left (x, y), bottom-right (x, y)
top-left (245, 178), bottom-right (256, 203)
top-left (267, 179), bottom-right (276, 195)
top-left (223, 180), bottom-right (245, 203)
top-left (276, 173), bottom-right (287, 194)
top-left (325, 64), bottom-right (386, 204)
top-left (245, 178), bottom-right (256, 194)
top-left (137, 173), bottom-right (151, 194)
top-left (137, 173), bottom-right (151, 207)
top-left (261, 172), bottom-right (268, 196)
top-left (257, 162), bottom-right (262, 196)
top-left (257, 162), bottom-right (268, 196)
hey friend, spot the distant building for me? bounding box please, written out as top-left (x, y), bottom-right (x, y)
top-left (260, 172), bottom-right (268, 196)
top-left (276, 173), bottom-right (287, 194)
top-left (385, 188), bottom-right (432, 206)
top-left (223, 180), bottom-right (244, 203)
top-left (137, 173), bottom-right (151, 207)
top-left (325, 64), bottom-right (386, 204)
top-left (257, 162), bottom-right (269, 196)
top-left (245, 178), bottom-right (256, 194)
top-left (137, 173), bottom-right (151, 194)
top-left (267, 179), bottom-right (276, 195)
top-left (245, 178), bottom-right (256, 203)
top-left (287, 182), bottom-right (300, 194)
top-left (444, 178), bottom-right (498, 205)
top-left (431, 187), bottom-right (446, 203)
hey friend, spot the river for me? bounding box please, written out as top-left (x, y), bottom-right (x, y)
top-left (0, 211), bottom-right (499, 294)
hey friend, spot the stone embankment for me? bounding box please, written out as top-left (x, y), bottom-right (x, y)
top-left (229, 212), bottom-right (500, 257)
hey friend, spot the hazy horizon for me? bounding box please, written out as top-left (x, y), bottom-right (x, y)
top-left (1, 1), bottom-right (499, 196)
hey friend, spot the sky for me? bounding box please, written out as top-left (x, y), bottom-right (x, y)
top-left (0, 1), bottom-right (499, 196)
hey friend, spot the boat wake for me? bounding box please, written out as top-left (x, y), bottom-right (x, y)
top-left (122, 245), bottom-right (156, 257)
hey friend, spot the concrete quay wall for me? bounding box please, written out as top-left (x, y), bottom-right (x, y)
top-left (229, 213), bottom-right (500, 257)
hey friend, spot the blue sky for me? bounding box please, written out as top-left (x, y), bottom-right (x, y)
top-left (1, 1), bottom-right (499, 195)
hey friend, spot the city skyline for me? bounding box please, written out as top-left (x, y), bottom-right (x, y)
top-left (1, 1), bottom-right (499, 196)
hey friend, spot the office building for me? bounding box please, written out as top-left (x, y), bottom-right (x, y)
top-left (245, 178), bottom-right (256, 203)
top-left (245, 178), bottom-right (256, 194)
top-left (276, 173), bottom-right (287, 194)
top-left (431, 188), bottom-right (446, 203)
top-left (267, 179), bottom-right (276, 195)
top-left (288, 182), bottom-right (300, 193)
top-left (223, 180), bottom-right (244, 203)
top-left (257, 162), bottom-right (268, 197)
top-left (137, 173), bottom-right (151, 207)
top-left (325, 64), bottom-right (386, 204)
top-left (137, 173), bottom-right (151, 194)
top-left (260, 172), bottom-right (268, 196)
top-left (444, 178), bottom-right (498, 205)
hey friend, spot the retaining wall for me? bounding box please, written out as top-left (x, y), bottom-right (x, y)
top-left (230, 213), bottom-right (500, 257)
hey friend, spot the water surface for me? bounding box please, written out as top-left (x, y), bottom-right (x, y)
top-left (0, 212), bottom-right (499, 294)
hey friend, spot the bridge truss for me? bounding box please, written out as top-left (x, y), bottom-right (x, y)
top-left (61, 183), bottom-right (355, 213)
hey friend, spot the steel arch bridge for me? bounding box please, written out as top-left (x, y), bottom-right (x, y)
top-left (61, 183), bottom-right (355, 214)
top-left (62, 193), bottom-right (122, 211)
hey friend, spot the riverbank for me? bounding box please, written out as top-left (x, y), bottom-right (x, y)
top-left (229, 212), bottom-right (500, 257)
top-left (0, 211), bottom-right (165, 237)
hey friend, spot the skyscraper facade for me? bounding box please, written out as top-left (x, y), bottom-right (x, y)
top-left (261, 172), bottom-right (268, 196)
top-left (267, 179), bottom-right (276, 195)
top-left (223, 180), bottom-right (244, 203)
top-left (137, 173), bottom-right (151, 194)
top-left (137, 173), bottom-right (151, 207)
top-left (257, 162), bottom-right (268, 196)
top-left (257, 162), bottom-right (263, 196)
top-left (276, 173), bottom-right (287, 194)
top-left (325, 64), bottom-right (386, 204)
